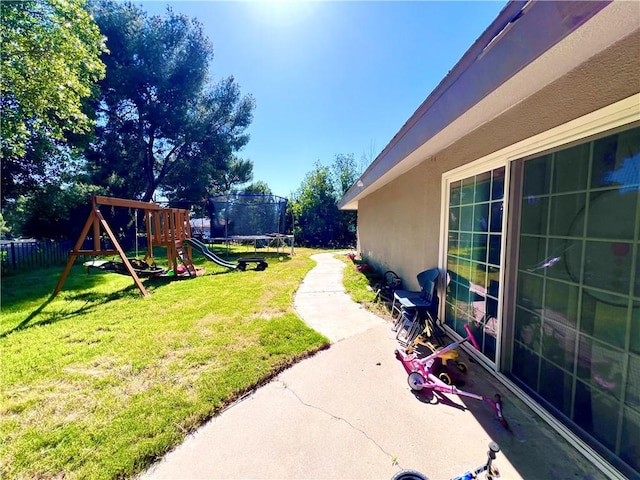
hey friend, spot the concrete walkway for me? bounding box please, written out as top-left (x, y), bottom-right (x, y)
top-left (139, 253), bottom-right (604, 480)
top-left (293, 252), bottom-right (387, 342)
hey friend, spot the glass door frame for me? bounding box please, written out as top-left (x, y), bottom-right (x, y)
top-left (440, 158), bottom-right (511, 371)
top-left (438, 95), bottom-right (640, 375)
top-left (436, 96), bottom-right (639, 479)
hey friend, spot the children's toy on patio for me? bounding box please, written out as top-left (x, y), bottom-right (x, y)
top-left (391, 441), bottom-right (501, 480)
top-left (395, 324), bottom-right (508, 428)
top-left (373, 270), bottom-right (403, 304)
top-left (404, 334), bottom-right (468, 386)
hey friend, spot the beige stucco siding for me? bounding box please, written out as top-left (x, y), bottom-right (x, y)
top-left (356, 28), bottom-right (640, 289)
top-left (357, 162), bottom-right (441, 290)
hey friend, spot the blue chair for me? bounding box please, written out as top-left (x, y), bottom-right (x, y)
top-left (392, 268), bottom-right (440, 343)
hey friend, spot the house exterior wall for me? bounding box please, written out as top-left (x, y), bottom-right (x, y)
top-left (357, 162), bottom-right (438, 290)
top-left (357, 26), bottom-right (639, 288)
top-left (349, 5), bottom-right (640, 475)
top-left (357, 98), bottom-right (640, 478)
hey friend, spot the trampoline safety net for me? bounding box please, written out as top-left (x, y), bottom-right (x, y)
top-left (207, 194), bottom-right (288, 238)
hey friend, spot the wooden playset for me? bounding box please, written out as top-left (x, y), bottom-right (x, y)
top-left (52, 195), bottom-right (197, 298)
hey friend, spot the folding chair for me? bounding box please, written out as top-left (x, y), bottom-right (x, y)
top-left (392, 268), bottom-right (440, 345)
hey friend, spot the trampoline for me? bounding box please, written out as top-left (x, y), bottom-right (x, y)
top-left (206, 194), bottom-right (294, 254)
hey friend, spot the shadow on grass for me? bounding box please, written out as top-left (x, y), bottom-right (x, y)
top-left (1, 264), bottom-right (127, 309)
top-left (1, 252), bottom-right (295, 338)
top-left (194, 250), bottom-right (293, 262)
top-left (0, 282), bottom-right (141, 339)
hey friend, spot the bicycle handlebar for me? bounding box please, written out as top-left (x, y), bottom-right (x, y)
top-left (464, 324), bottom-right (481, 350)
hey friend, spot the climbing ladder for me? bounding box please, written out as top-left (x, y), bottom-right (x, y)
top-left (175, 240), bottom-right (198, 277)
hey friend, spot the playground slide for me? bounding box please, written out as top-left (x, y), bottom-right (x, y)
top-left (183, 238), bottom-right (238, 270)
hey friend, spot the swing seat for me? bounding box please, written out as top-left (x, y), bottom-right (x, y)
top-left (84, 258), bottom-right (165, 277)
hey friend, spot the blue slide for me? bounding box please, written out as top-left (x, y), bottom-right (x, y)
top-left (183, 238), bottom-right (267, 271)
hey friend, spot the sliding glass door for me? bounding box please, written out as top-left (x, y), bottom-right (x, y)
top-left (510, 126), bottom-right (640, 476)
top-left (445, 167), bottom-right (505, 364)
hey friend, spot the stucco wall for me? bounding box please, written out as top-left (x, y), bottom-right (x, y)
top-left (357, 161), bottom-right (441, 290)
top-left (355, 28), bottom-right (640, 291)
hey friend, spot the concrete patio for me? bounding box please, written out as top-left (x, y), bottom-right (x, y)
top-left (140, 253), bottom-right (605, 480)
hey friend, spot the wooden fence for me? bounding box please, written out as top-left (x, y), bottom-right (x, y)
top-left (1, 239), bottom-right (75, 275)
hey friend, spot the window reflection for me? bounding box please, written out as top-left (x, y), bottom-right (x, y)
top-left (511, 126), bottom-right (640, 477)
top-left (446, 167), bottom-right (504, 363)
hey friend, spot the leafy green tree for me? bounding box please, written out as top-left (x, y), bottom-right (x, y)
top-left (163, 155), bottom-right (254, 210)
top-left (0, 213), bottom-right (9, 239)
top-left (87, 1), bottom-right (255, 203)
top-left (330, 153), bottom-right (359, 246)
top-left (210, 157), bottom-right (255, 195)
top-left (332, 153), bottom-right (360, 196)
top-left (241, 181), bottom-right (272, 195)
top-left (290, 161), bottom-right (338, 247)
top-left (0, 0), bottom-right (107, 203)
top-left (10, 182), bottom-right (103, 240)
top-left (290, 155), bottom-right (360, 247)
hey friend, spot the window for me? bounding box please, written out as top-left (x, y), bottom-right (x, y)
top-left (510, 126), bottom-right (640, 476)
top-left (445, 167), bottom-right (505, 364)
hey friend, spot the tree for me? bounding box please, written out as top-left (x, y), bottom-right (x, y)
top-left (331, 153), bottom-right (360, 197)
top-left (13, 182), bottom-right (102, 240)
top-left (330, 153), bottom-right (359, 246)
top-left (290, 161), bottom-right (338, 247)
top-left (87, 1), bottom-right (255, 203)
top-left (290, 155), bottom-right (360, 247)
top-left (0, 213), bottom-right (9, 239)
top-left (208, 157), bottom-right (254, 195)
top-left (241, 181), bottom-right (272, 195)
top-left (360, 140), bottom-right (377, 175)
top-left (0, 0), bottom-right (107, 202)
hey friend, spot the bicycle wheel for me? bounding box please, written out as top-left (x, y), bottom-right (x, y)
top-left (383, 270), bottom-right (402, 288)
top-left (407, 372), bottom-right (425, 391)
top-left (392, 470), bottom-right (430, 480)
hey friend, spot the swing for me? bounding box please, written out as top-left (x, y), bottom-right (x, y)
top-left (54, 195), bottom-right (198, 298)
top-left (124, 208), bottom-right (163, 276)
top-left (84, 208), bottom-right (164, 277)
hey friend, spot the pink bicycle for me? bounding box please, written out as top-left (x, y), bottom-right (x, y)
top-left (395, 324), bottom-right (508, 428)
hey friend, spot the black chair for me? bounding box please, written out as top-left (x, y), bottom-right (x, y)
top-left (391, 268), bottom-right (440, 344)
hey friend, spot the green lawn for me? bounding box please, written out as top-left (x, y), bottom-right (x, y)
top-left (0, 246), bottom-right (331, 479)
top-left (340, 255), bottom-right (396, 320)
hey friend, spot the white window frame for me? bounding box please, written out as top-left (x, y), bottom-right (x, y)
top-left (441, 162), bottom-right (510, 371)
top-left (438, 93), bottom-right (640, 479)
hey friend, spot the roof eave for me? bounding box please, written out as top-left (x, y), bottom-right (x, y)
top-left (339, 0), bottom-right (613, 211)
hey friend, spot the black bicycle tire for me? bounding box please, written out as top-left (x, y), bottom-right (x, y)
top-left (391, 469), bottom-right (430, 480)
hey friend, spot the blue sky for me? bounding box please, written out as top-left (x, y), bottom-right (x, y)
top-left (141, 1), bottom-right (507, 198)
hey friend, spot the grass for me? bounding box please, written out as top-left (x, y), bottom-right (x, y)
top-left (339, 254), bottom-right (394, 320)
top-left (0, 246), bottom-right (330, 479)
